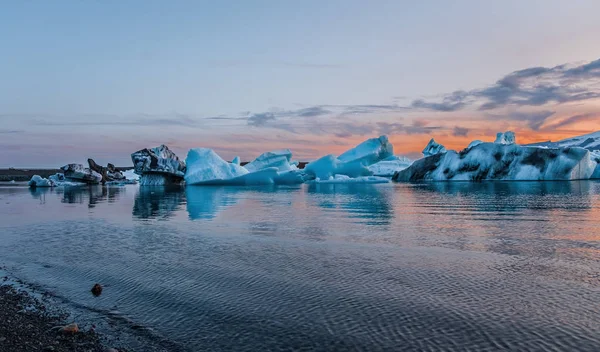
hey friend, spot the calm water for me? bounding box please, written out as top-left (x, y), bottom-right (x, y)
top-left (1, 181), bottom-right (600, 351)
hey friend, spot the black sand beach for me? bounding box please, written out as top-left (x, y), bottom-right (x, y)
top-left (0, 282), bottom-right (113, 352)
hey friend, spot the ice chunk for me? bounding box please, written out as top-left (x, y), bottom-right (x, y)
top-left (60, 164), bottom-right (103, 184)
top-left (526, 130), bottom-right (600, 152)
top-left (304, 154), bottom-right (372, 180)
top-left (310, 175), bottom-right (390, 184)
top-left (28, 175), bottom-right (55, 188)
top-left (131, 145), bottom-right (186, 177)
top-left (122, 169), bottom-right (140, 181)
top-left (186, 148), bottom-right (249, 182)
top-left (304, 136), bottom-right (393, 180)
top-left (367, 156), bottom-right (413, 177)
top-left (494, 131), bottom-right (516, 145)
top-left (338, 136), bottom-right (393, 165)
top-left (232, 156), bottom-right (241, 165)
top-left (394, 142), bottom-right (596, 182)
top-left (48, 173), bottom-right (82, 186)
top-left (467, 140), bottom-right (483, 149)
top-left (29, 173), bottom-right (85, 187)
top-left (422, 138), bottom-right (447, 157)
top-left (244, 149), bottom-right (294, 172)
top-left (185, 148), bottom-right (280, 185)
top-left (88, 159), bottom-right (126, 182)
top-left (274, 170), bottom-right (306, 184)
top-left (591, 151), bottom-right (600, 179)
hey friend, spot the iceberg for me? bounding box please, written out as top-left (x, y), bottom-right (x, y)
top-left (494, 131), bottom-right (516, 145)
top-left (49, 173), bottom-right (85, 186)
top-left (185, 148), bottom-right (279, 185)
top-left (304, 136), bottom-right (393, 180)
top-left (591, 151), bottom-right (600, 179)
top-left (28, 175), bottom-right (55, 188)
top-left (467, 140), bottom-right (483, 149)
top-left (304, 154), bottom-right (372, 180)
top-left (60, 164), bottom-right (103, 184)
top-left (122, 169), bottom-right (140, 181)
top-left (231, 156), bottom-right (241, 165)
top-left (367, 156), bottom-right (413, 177)
top-left (526, 130), bottom-right (600, 152)
top-left (274, 170), bottom-right (307, 184)
top-left (393, 142), bottom-right (597, 182)
top-left (338, 136), bottom-right (393, 165)
top-left (131, 145), bottom-right (186, 185)
top-left (88, 159), bottom-right (126, 183)
top-left (422, 138), bottom-right (446, 157)
top-left (244, 149), bottom-right (294, 172)
top-left (29, 173), bottom-right (88, 188)
top-left (310, 175), bottom-right (390, 184)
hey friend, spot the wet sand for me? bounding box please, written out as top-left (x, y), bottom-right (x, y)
top-left (0, 281), bottom-right (113, 352)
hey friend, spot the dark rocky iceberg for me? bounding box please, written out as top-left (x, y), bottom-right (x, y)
top-left (60, 164), bottom-right (103, 184)
top-left (88, 159), bottom-right (126, 183)
top-left (393, 142), bottom-right (597, 182)
top-left (131, 145), bottom-right (186, 185)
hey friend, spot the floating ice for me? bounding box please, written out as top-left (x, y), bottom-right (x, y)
top-left (367, 156), bottom-right (413, 177)
top-left (244, 149), bottom-right (294, 172)
top-left (394, 142), bottom-right (596, 182)
top-left (304, 154), bottom-right (371, 180)
top-left (494, 131), bottom-right (516, 145)
top-left (338, 136), bottom-right (393, 165)
top-left (60, 164), bottom-right (103, 184)
top-left (527, 131), bottom-right (600, 152)
top-left (185, 148), bottom-right (279, 185)
top-left (231, 156), bottom-right (241, 165)
top-left (28, 175), bottom-right (55, 188)
top-left (274, 170), bottom-right (307, 184)
top-left (467, 140), bottom-right (483, 149)
top-left (122, 169), bottom-right (140, 181)
top-left (591, 151), bottom-right (600, 179)
top-left (304, 136), bottom-right (393, 180)
top-left (310, 175), bottom-right (390, 184)
top-left (131, 145), bottom-right (186, 177)
top-left (422, 138), bottom-right (446, 157)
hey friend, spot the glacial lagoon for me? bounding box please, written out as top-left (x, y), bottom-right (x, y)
top-left (1, 181), bottom-right (600, 351)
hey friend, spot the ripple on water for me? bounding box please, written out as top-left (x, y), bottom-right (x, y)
top-left (0, 182), bottom-right (599, 351)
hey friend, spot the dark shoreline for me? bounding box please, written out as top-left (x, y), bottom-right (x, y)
top-left (0, 279), bottom-right (116, 352)
top-left (0, 268), bottom-right (186, 352)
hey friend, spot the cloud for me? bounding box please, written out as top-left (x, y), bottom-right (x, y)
top-left (25, 113), bottom-right (202, 128)
top-left (335, 104), bottom-right (407, 115)
top-left (0, 129), bottom-right (25, 134)
top-left (247, 112), bottom-right (276, 127)
top-left (563, 58), bottom-right (600, 78)
top-left (411, 91), bottom-right (469, 112)
top-left (411, 58), bottom-right (600, 111)
top-left (544, 112), bottom-right (599, 130)
top-left (324, 120), bottom-right (442, 138)
top-left (294, 106), bottom-right (331, 117)
top-left (452, 126), bottom-right (469, 137)
top-left (208, 60), bottom-right (342, 69)
top-left (507, 110), bottom-right (555, 130)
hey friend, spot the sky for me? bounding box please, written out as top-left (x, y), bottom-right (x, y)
top-left (1, 0), bottom-right (600, 167)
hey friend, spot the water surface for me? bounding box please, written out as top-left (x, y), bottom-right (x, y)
top-left (1, 181), bottom-right (599, 351)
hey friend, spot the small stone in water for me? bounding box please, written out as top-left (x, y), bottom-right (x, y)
top-left (91, 283), bottom-right (103, 296)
